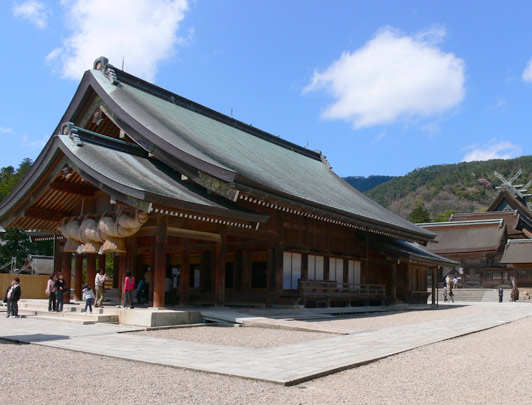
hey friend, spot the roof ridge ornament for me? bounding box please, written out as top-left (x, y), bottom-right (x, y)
top-left (60, 121), bottom-right (83, 147)
top-left (494, 169), bottom-right (532, 208)
top-left (93, 56), bottom-right (119, 85)
top-left (314, 150), bottom-right (332, 169)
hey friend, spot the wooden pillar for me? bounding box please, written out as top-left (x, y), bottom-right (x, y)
top-left (432, 267), bottom-right (436, 305)
top-left (74, 253), bottom-right (83, 301)
top-left (391, 263), bottom-right (397, 302)
top-left (98, 254), bottom-right (106, 273)
top-left (180, 241), bottom-right (190, 305)
top-left (153, 215), bottom-right (168, 308)
top-left (240, 250), bottom-right (250, 293)
top-left (343, 258), bottom-right (349, 284)
top-left (86, 254), bottom-right (97, 290)
top-left (53, 238), bottom-right (62, 274)
top-left (118, 253), bottom-right (126, 301)
top-left (301, 253), bottom-right (309, 280)
top-left (112, 254), bottom-right (119, 288)
top-left (324, 256), bottom-right (330, 280)
top-left (214, 232), bottom-right (226, 307)
top-left (274, 247), bottom-right (283, 291)
top-left (62, 252), bottom-right (72, 303)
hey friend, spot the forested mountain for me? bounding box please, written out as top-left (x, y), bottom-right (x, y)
top-left (360, 156), bottom-right (532, 221)
top-left (343, 175), bottom-right (395, 192)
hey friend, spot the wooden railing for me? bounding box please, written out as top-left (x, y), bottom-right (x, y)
top-left (298, 279), bottom-right (386, 307)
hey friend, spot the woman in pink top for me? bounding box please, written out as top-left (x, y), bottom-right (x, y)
top-left (45, 274), bottom-right (57, 312)
top-left (123, 270), bottom-right (135, 309)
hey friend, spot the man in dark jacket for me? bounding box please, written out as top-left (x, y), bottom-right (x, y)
top-left (4, 277), bottom-right (21, 317)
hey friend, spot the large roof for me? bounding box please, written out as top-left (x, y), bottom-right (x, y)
top-left (501, 239), bottom-right (532, 264)
top-left (50, 59), bottom-right (434, 243)
top-left (418, 219), bottom-right (507, 254)
top-left (0, 129), bottom-right (267, 231)
top-left (450, 210), bottom-right (522, 238)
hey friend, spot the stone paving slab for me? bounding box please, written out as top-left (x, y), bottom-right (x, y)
top-left (2, 304), bottom-right (532, 385)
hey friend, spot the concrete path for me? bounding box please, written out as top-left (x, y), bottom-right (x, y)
top-left (2, 303), bottom-right (532, 385)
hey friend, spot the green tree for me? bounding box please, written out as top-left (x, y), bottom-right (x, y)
top-left (434, 209), bottom-right (456, 222)
top-left (409, 202), bottom-right (431, 223)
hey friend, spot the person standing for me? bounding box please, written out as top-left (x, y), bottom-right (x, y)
top-left (82, 284), bottom-right (95, 314)
top-left (123, 270), bottom-right (135, 309)
top-left (452, 276), bottom-right (458, 289)
top-left (7, 278), bottom-right (21, 317)
top-left (94, 269), bottom-right (109, 308)
top-left (443, 285), bottom-right (448, 302)
top-left (45, 274), bottom-right (57, 312)
top-left (55, 273), bottom-right (67, 312)
top-left (4, 280), bottom-right (15, 318)
top-left (499, 287), bottom-right (504, 303)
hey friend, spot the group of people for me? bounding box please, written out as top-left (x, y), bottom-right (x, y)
top-left (3, 277), bottom-right (21, 318)
top-left (45, 273), bottom-right (68, 312)
top-left (45, 268), bottom-right (111, 314)
top-left (443, 274), bottom-right (458, 303)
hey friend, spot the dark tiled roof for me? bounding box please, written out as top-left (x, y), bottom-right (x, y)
top-left (81, 66), bottom-right (434, 242)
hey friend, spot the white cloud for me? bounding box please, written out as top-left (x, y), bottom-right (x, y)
top-left (47, 0), bottom-right (189, 81)
top-left (12, 0), bottom-right (49, 29)
top-left (21, 134), bottom-right (47, 149)
top-left (304, 27), bottom-right (465, 129)
top-left (523, 58), bottom-right (532, 83)
top-left (462, 139), bottom-right (522, 162)
top-left (0, 126), bottom-right (13, 134)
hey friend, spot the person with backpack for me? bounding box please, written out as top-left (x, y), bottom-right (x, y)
top-left (123, 270), bottom-right (135, 309)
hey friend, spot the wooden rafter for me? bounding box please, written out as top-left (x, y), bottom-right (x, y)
top-left (24, 207), bottom-right (69, 222)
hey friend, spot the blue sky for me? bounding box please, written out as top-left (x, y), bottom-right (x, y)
top-left (2, 1), bottom-right (532, 177)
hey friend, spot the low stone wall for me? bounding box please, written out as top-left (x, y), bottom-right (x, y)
top-left (0, 274), bottom-right (49, 300)
top-left (118, 309), bottom-right (202, 327)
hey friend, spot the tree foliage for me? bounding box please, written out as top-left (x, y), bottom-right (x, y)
top-left (344, 175), bottom-right (395, 192)
top-left (0, 158), bottom-right (52, 265)
top-left (408, 202), bottom-right (431, 223)
top-left (363, 156), bottom-right (532, 220)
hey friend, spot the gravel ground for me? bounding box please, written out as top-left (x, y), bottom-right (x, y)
top-left (132, 325), bottom-right (335, 348)
top-left (303, 304), bottom-right (490, 331)
top-left (3, 309), bottom-right (532, 404)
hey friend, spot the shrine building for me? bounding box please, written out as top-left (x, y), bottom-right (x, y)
top-left (0, 57), bottom-right (455, 308)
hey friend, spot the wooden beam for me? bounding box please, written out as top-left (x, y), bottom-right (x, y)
top-left (138, 226), bottom-right (221, 242)
top-left (49, 180), bottom-right (96, 196)
top-left (24, 208), bottom-right (69, 222)
top-left (153, 215), bottom-right (168, 308)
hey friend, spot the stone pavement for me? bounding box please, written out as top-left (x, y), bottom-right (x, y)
top-left (1, 303), bottom-right (532, 385)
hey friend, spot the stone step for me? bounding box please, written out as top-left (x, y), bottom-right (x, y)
top-left (28, 315), bottom-right (96, 325)
top-left (19, 309), bottom-right (118, 323)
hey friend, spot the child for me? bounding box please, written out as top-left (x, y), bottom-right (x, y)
top-left (82, 284), bottom-right (95, 314)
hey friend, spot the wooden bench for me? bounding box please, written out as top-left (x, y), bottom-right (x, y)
top-left (298, 279), bottom-right (386, 307)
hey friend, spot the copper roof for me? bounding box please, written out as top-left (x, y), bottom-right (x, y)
top-left (501, 239), bottom-right (532, 264)
top-left (419, 219), bottom-right (507, 254)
